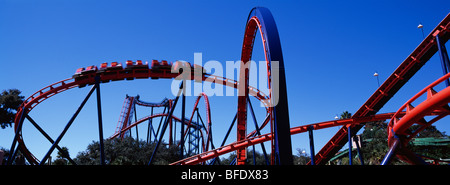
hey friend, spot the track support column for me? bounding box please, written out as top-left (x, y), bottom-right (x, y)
top-left (307, 125), bottom-right (315, 165)
top-left (7, 109), bottom-right (26, 165)
top-left (148, 81), bottom-right (183, 165)
top-left (95, 76), bottom-right (106, 165)
top-left (348, 125), bottom-right (352, 165)
top-left (436, 34), bottom-right (450, 86)
top-left (180, 80), bottom-right (186, 159)
top-left (381, 136), bottom-right (400, 165)
top-left (39, 83), bottom-right (96, 165)
top-left (354, 135), bottom-right (364, 165)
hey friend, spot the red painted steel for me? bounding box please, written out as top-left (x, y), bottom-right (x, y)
top-left (169, 111), bottom-right (444, 165)
top-left (387, 72), bottom-right (450, 164)
top-left (12, 9), bottom-right (450, 166)
top-left (13, 60), bottom-right (270, 164)
top-left (312, 13), bottom-right (450, 165)
top-left (179, 93), bottom-right (213, 152)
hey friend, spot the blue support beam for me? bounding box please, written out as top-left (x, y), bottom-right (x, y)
top-left (307, 125), bottom-right (315, 165)
top-left (247, 98), bottom-right (270, 165)
top-left (436, 34), bottom-right (450, 86)
top-left (95, 76), bottom-right (106, 165)
top-left (180, 80), bottom-right (186, 160)
top-left (7, 109), bottom-right (26, 165)
top-left (381, 137), bottom-right (400, 165)
top-left (148, 81), bottom-right (183, 165)
top-left (150, 107), bottom-right (154, 142)
top-left (26, 115), bottom-right (77, 165)
top-left (354, 135), bottom-right (364, 165)
top-left (208, 113), bottom-right (237, 165)
top-left (39, 83), bottom-right (97, 165)
top-left (348, 125), bottom-right (352, 165)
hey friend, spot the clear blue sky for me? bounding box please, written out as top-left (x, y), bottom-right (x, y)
top-left (1, 0), bottom-right (449, 162)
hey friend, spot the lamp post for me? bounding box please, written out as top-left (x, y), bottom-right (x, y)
top-left (418, 23), bottom-right (425, 39)
top-left (373, 72), bottom-right (380, 87)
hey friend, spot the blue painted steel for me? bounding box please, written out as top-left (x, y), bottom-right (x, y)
top-left (247, 98), bottom-right (270, 165)
top-left (180, 81), bottom-right (186, 159)
top-left (354, 135), bottom-right (364, 165)
top-left (381, 137), bottom-right (400, 165)
top-left (26, 115), bottom-right (77, 165)
top-left (7, 108), bottom-right (26, 165)
top-left (195, 110), bottom-right (201, 154)
top-left (154, 106), bottom-right (167, 142)
top-left (95, 76), bottom-right (106, 165)
top-left (147, 107), bottom-right (153, 143)
top-left (39, 83), bottom-right (97, 165)
top-left (348, 126), bottom-right (352, 165)
top-left (134, 105), bottom-right (139, 142)
top-left (224, 115), bottom-right (271, 165)
top-left (186, 109), bottom-right (202, 156)
top-left (436, 34), bottom-right (450, 86)
top-left (252, 145), bottom-right (256, 165)
top-left (245, 7), bottom-right (293, 165)
top-left (209, 113), bottom-right (237, 165)
top-left (307, 125), bottom-right (315, 165)
top-left (148, 82), bottom-right (183, 165)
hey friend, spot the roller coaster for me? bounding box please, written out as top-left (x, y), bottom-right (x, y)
top-left (6, 7), bottom-right (450, 165)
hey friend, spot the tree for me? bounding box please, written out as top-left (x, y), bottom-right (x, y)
top-left (245, 149), bottom-right (269, 165)
top-left (219, 149), bottom-right (269, 165)
top-left (0, 89), bottom-right (24, 129)
top-left (75, 137), bottom-right (179, 165)
top-left (360, 120), bottom-right (390, 165)
top-left (53, 147), bottom-right (70, 165)
top-left (360, 121), bottom-right (448, 165)
top-left (293, 148), bottom-right (311, 165)
top-left (219, 153), bottom-right (236, 165)
top-left (409, 125), bottom-right (446, 138)
top-left (340, 111), bottom-right (352, 119)
top-left (408, 125), bottom-right (449, 162)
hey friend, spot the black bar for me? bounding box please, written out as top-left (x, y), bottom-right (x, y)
top-left (180, 80), bottom-right (186, 159)
top-left (354, 135), bottom-right (364, 165)
top-left (307, 125), bottom-right (315, 165)
top-left (7, 109), bottom-right (26, 165)
top-left (348, 126), bottom-right (352, 165)
top-left (39, 84), bottom-right (96, 165)
top-left (148, 81), bottom-right (183, 165)
top-left (147, 107), bottom-right (153, 144)
top-left (134, 104), bottom-right (139, 143)
top-left (436, 34), bottom-right (450, 86)
top-left (247, 98), bottom-right (269, 165)
top-left (26, 115), bottom-right (77, 165)
top-left (154, 106), bottom-right (167, 142)
top-left (95, 76), bottom-right (106, 165)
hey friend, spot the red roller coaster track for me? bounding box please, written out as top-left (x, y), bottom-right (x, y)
top-left (8, 7), bottom-right (450, 165)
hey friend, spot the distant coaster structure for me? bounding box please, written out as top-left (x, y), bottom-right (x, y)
top-left (7, 7), bottom-right (450, 165)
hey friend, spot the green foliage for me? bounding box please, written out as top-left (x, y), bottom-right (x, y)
top-left (219, 149), bottom-right (270, 165)
top-left (359, 121), bottom-right (448, 165)
top-left (340, 111), bottom-right (352, 119)
top-left (360, 121), bottom-right (390, 165)
top-left (293, 148), bottom-right (311, 165)
top-left (74, 137), bottom-right (179, 165)
top-left (0, 89), bottom-right (24, 129)
top-left (53, 147), bottom-right (70, 165)
top-left (328, 111), bottom-right (449, 165)
top-left (219, 148), bottom-right (311, 165)
top-left (408, 125), bottom-right (449, 161)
